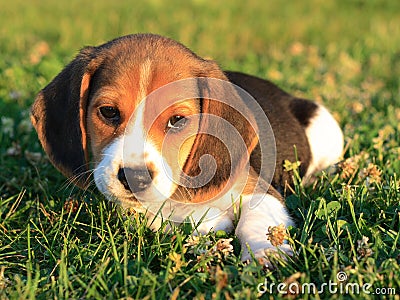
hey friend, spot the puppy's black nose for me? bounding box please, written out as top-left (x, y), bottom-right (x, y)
top-left (117, 167), bottom-right (154, 193)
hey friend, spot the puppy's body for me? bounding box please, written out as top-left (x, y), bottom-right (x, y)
top-left (226, 71), bottom-right (343, 189)
top-left (31, 34), bottom-right (343, 263)
top-left (227, 71), bottom-right (315, 188)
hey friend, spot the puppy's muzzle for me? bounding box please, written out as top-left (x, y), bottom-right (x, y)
top-left (118, 167), bottom-right (154, 193)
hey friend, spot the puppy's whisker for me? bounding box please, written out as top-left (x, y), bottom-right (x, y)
top-left (173, 184), bottom-right (194, 203)
top-left (174, 188), bottom-right (185, 202)
top-left (60, 167), bottom-right (98, 194)
top-left (176, 177), bottom-right (196, 201)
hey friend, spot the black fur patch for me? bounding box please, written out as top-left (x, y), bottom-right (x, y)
top-left (225, 71), bottom-right (315, 190)
top-left (289, 98), bottom-right (319, 127)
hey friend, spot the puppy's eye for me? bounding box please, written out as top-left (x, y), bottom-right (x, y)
top-left (166, 115), bottom-right (187, 132)
top-left (99, 106), bottom-right (120, 123)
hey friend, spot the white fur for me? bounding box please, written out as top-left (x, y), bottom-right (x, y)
top-left (93, 102), bottom-right (342, 265)
top-left (122, 102), bottom-right (176, 201)
top-left (94, 59), bottom-right (177, 208)
top-left (95, 134), bottom-right (293, 262)
top-left (144, 172), bottom-right (243, 231)
top-left (94, 99), bottom-right (294, 264)
top-left (93, 137), bottom-right (127, 201)
top-left (143, 170), bottom-right (293, 264)
top-left (94, 105), bottom-right (176, 206)
top-left (236, 194), bottom-right (293, 261)
top-left (305, 105), bottom-right (343, 178)
top-left (93, 58), bottom-right (309, 264)
top-left (179, 190), bottom-right (294, 263)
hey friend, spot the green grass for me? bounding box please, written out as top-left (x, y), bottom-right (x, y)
top-left (1, 0), bottom-right (399, 299)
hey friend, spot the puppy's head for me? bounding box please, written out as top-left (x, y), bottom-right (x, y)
top-left (31, 34), bottom-right (258, 208)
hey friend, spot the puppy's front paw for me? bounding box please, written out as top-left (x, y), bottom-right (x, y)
top-left (241, 244), bottom-right (293, 269)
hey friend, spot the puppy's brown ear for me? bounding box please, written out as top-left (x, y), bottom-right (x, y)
top-left (182, 62), bottom-right (259, 200)
top-left (31, 46), bottom-right (102, 188)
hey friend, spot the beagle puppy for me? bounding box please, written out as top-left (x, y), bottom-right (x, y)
top-left (31, 34), bottom-right (343, 262)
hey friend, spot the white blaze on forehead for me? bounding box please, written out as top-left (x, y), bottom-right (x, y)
top-left (138, 58), bottom-right (152, 103)
top-left (124, 102), bottom-right (147, 161)
top-left (123, 58), bottom-right (154, 160)
top-left (122, 104), bottom-right (177, 202)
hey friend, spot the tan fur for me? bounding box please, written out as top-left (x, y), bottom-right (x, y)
top-left (31, 34), bottom-right (326, 204)
top-left (31, 34), bottom-right (343, 265)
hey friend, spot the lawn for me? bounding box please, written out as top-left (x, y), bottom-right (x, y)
top-left (0, 0), bottom-right (399, 299)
